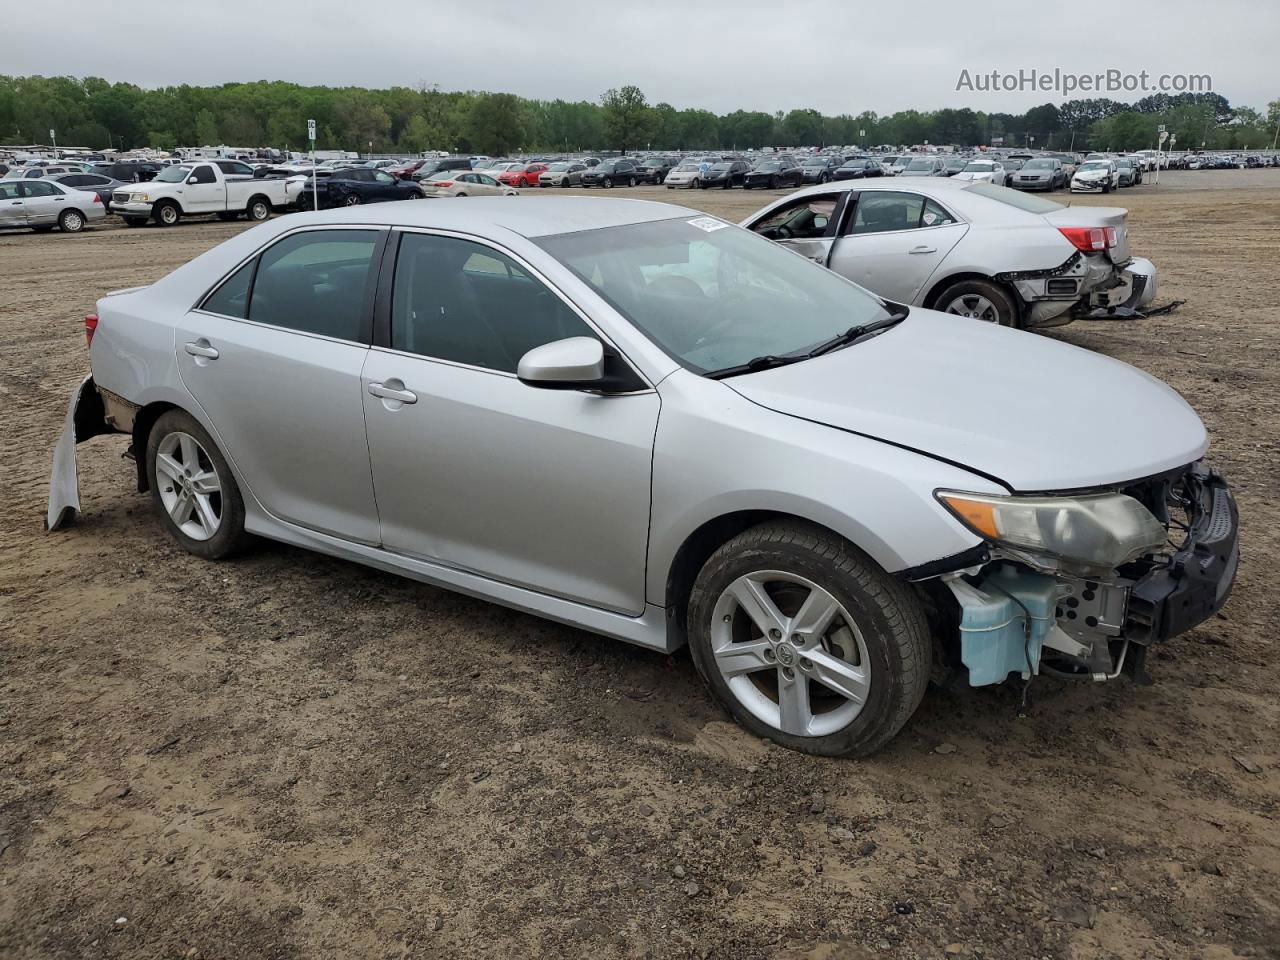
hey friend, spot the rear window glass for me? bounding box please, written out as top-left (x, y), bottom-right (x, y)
top-left (963, 181), bottom-right (1064, 213)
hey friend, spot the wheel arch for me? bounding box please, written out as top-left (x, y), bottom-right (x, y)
top-left (663, 510), bottom-right (883, 647)
top-left (130, 400), bottom-right (182, 492)
top-left (922, 271), bottom-right (1023, 322)
top-left (246, 193), bottom-right (271, 213)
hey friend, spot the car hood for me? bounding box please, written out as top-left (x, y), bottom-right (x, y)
top-left (724, 308), bottom-right (1208, 492)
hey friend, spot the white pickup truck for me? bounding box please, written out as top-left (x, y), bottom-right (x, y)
top-left (109, 158), bottom-right (291, 227)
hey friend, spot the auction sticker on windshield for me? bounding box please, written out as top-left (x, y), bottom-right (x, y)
top-left (686, 216), bottom-right (727, 232)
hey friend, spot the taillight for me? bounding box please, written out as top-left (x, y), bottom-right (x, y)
top-left (84, 314), bottom-right (99, 347)
top-left (435, 180), bottom-right (454, 187)
top-left (1058, 226), bottom-right (1112, 252)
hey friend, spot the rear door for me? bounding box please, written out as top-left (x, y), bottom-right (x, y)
top-left (18, 180), bottom-right (66, 224)
top-left (0, 181), bottom-right (26, 227)
top-left (825, 190), bottom-right (968, 303)
top-left (175, 226), bottom-right (386, 543)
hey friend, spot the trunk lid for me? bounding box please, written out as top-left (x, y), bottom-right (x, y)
top-left (1042, 205), bottom-right (1131, 263)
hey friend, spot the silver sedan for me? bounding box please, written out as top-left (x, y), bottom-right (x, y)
top-left (0, 177), bottom-right (106, 233)
top-left (741, 178), bottom-right (1157, 327)
top-left (48, 198), bottom-right (1235, 756)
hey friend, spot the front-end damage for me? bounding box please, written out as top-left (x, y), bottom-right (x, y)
top-left (917, 463), bottom-right (1238, 688)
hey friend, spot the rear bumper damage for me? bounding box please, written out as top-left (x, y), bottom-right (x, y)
top-left (939, 462), bottom-right (1238, 687)
top-left (1003, 255), bottom-right (1159, 328)
top-left (46, 375), bottom-right (130, 531)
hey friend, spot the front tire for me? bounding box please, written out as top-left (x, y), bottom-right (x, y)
top-left (603, 177), bottom-right (614, 189)
top-left (154, 201), bottom-right (180, 227)
top-left (146, 410), bottom-right (250, 560)
top-left (935, 278), bottom-right (1021, 328)
top-left (687, 521), bottom-right (931, 757)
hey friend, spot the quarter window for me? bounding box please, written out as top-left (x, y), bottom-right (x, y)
top-left (390, 233), bottom-right (595, 373)
top-left (246, 230), bottom-right (380, 340)
top-left (921, 198), bottom-right (957, 227)
top-left (202, 260), bottom-right (255, 319)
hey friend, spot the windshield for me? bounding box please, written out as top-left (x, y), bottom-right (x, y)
top-left (962, 162), bottom-right (993, 172)
top-left (905, 158), bottom-right (935, 170)
top-left (1024, 159), bottom-right (1055, 169)
top-left (710, 163), bottom-right (732, 171)
top-left (755, 162), bottom-right (782, 172)
top-left (674, 163), bottom-right (700, 172)
top-left (155, 164), bottom-right (194, 182)
top-left (802, 158), bottom-right (826, 166)
top-left (536, 218), bottom-right (891, 376)
top-left (1079, 161), bottom-right (1109, 171)
top-left (547, 162), bottom-right (570, 171)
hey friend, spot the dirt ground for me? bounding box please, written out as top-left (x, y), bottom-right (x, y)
top-left (1, 170), bottom-right (1277, 960)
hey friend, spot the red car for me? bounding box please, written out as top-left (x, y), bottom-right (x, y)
top-left (498, 162), bottom-right (548, 188)
top-left (389, 159), bottom-right (430, 180)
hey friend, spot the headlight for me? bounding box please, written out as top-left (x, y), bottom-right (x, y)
top-left (133, 193), bottom-right (149, 202)
top-left (936, 490), bottom-right (1167, 573)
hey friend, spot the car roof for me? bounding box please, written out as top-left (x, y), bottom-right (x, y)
top-left (290, 196), bottom-right (700, 239)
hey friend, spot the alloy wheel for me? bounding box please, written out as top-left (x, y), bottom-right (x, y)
top-left (155, 432), bottom-right (223, 541)
top-left (710, 571), bottom-right (871, 737)
top-left (944, 294), bottom-right (999, 322)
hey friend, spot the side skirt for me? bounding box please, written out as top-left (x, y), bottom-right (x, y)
top-left (244, 511), bottom-right (678, 654)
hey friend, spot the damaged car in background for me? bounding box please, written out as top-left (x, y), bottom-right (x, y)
top-left (742, 178), bottom-right (1158, 327)
top-left (47, 198), bottom-right (1236, 757)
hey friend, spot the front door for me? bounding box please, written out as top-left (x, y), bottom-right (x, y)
top-left (182, 163), bottom-right (225, 213)
top-left (746, 191), bottom-right (847, 266)
top-left (826, 191), bottom-right (968, 303)
top-left (361, 231), bottom-right (659, 615)
top-left (175, 227), bottom-right (385, 543)
top-left (0, 181), bottom-right (26, 228)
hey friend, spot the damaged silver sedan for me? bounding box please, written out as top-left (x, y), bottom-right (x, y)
top-left (742, 178), bottom-right (1158, 326)
top-left (48, 197), bottom-right (1237, 756)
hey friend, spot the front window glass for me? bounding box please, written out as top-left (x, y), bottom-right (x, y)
top-left (391, 234), bottom-right (594, 373)
top-left (752, 196), bottom-right (838, 240)
top-left (537, 218), bottom-right (891, 376)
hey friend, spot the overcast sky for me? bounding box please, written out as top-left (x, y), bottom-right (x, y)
top-left (9, 0), bottom-right (1275, 114)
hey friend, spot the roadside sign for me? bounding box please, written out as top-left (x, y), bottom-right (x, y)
top-left (307, 119), bottom-right (316, 141)
top-left (1158, 124), bottom-right (1166, 133)
top-left (307, 119), bottom-right (318, 212)
top-left (49, 128), bottom-right (55, 141)
top-left (1159, 131), bottom-right (1168, 143)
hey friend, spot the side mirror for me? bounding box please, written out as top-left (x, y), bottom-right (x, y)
top-left (518, 337), bottom-right (605, 389)
top-left (187, 176), bottom-right (199, 184)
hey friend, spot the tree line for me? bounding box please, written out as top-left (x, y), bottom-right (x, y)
top-left (1, 75), bottom-right (1275, 155)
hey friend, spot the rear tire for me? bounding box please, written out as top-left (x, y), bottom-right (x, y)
top-left (935, 278), bottom-right (1021, 328)
top-left (686, 521), bottom-right (931, 757)
top-left (146, 409), bottom-right (251, 561)
top-left (59, 210), bottom-right (86, 233)
top-left (246, 197), bottom-right (270, 221)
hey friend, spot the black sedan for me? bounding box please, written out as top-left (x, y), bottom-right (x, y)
top-left (700, 160), bottom-right (750, 189)
top-left (833, 159), bottom-right (885, 181)
top-left (303, 167), bottom-right (426, 208)
top-left (743, 159), bottom-right (804, 190)
top-left (799, 156), bottom-right (843, 184)
top-left (580, 158), bottom-right (641, 187)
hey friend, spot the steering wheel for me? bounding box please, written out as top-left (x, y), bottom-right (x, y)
top-left (693, 289), bottom-right (758, 349)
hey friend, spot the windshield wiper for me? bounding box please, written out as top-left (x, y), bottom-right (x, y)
top-left (806, 308), bottom-right (909, 358)
top-left (706, 354), bottom-right (806, 380)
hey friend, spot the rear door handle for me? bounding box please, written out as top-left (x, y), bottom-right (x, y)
top-left (183, 340), bottom-right (219, 359)
top-left (368, 381), bottom-right (418, 404)
top-left (909, 245), bottom-right (936, 254)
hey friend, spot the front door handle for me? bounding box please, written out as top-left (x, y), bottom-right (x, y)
top-left (183, 340), bottom-right (219, 359)
top-left (368, 381), bottom-right (418, 404)
top-left (909, 245), bottom-right (936, 254)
